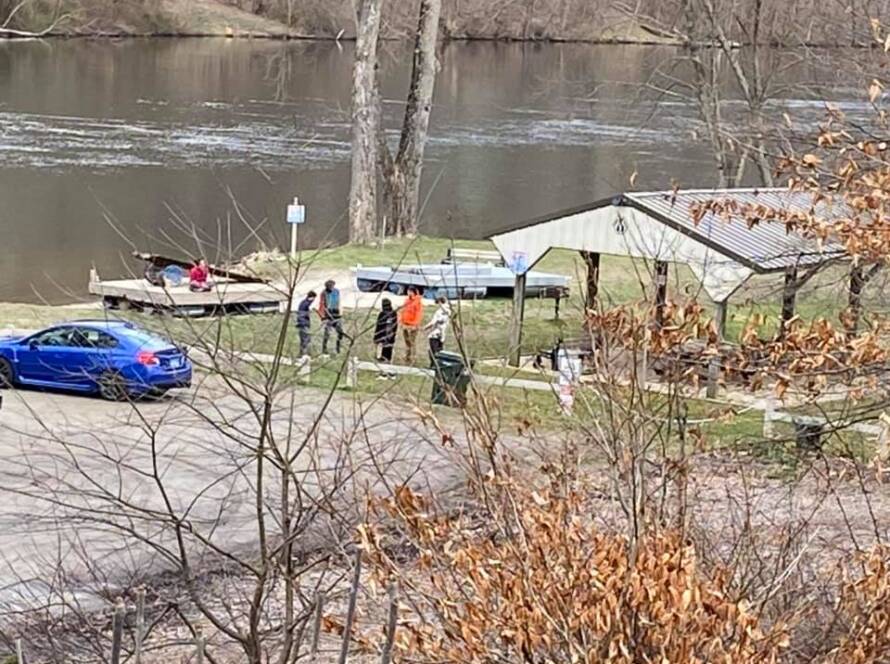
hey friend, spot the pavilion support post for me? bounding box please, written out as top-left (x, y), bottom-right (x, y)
top-left (581, 251), bottom-right (601, 311)
top-left (848, 264), bottom-right (865, 335)
top-left (779, 265), bottom-right (798, 339)
top-left (714, 298), bottom-right (728, 340)
top-left (654, 260), bottom-right (668, 328)
top-left (508, 272), bottom-right (527, 367)
top-left (706, 298), bottom-right (729, 399)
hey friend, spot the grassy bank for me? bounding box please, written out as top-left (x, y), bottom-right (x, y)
top-left (0, 236), bottom-right (875, 460)
top-left (0, 235), bottom-right (861, 352)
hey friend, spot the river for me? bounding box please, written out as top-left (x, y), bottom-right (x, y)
top-left (0, 38), bottom-right (865, 303)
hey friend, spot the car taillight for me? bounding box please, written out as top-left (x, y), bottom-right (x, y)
top-left (136, 351), bottom-right (159, 366)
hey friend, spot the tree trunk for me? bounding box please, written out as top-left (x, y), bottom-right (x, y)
top-left (848, 264), bottom-right (865, 335)
top-left (386, 0), bottom-right (442, 237)
top-left (778, 266), bottom-right (798, 339)
top-left (348, 0), bottom-right (383, 244)
top-left (581, 250), bottom-right (600, 311)
top-left (847, 263), bottom-right (880, 336)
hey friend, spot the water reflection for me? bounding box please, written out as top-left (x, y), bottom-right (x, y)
top-left (0, 39), bottom-right (864, 302)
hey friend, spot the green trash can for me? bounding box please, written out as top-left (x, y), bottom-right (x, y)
top-left (431, 351), bottom-right (472, 407)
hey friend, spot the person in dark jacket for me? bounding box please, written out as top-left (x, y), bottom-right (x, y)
top-left (374, 299), bottom-right (398, 376)
top-left (295, 290), bottom-right (317, 356)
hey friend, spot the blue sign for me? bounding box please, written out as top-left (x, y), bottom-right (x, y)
top-left (287, 204), bottom-right (305, 224)
top-left (508, 251), bottom-right (529, 275)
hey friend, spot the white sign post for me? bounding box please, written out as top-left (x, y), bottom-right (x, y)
top-left (286, 197), bottom-right (306, 258)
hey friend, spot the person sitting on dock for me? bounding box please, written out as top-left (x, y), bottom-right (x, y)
top-left (374, 298), bottom-right (398, 377)
top-left (398, 286), bottom-right (424, 364)
top-left (189, 258), bottom-right (213, 293)
top-left (318, 279), bottom-right (345, 355)
top-left (295, 290), bottom-right (317, 356)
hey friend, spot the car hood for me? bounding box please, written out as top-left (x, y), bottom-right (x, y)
top-left (0, 335), bottom-right (25, 346)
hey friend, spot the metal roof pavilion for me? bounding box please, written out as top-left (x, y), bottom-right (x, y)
top-left (489, 187), bottom-right (848, 303)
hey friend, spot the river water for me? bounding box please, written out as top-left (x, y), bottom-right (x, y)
top-left (0, 39), bottom-right (864, 303)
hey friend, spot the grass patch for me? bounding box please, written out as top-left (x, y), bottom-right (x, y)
top-left (0, 234), bottom-right (862, 384)
top-left (247, 237), bottom-right (494, 281)
top-left (247, 235), bottom-right (859, 351)
top-left (0, 303), bottom-right (101, 332)
top-left (0, 237), bottom-right (877, 464)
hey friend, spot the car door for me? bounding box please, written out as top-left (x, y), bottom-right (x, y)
top-left (51, 327), bottom-right (126, 389)
top-left (71, 327), bottom-right (120, 386)
top-left (14, 326), bottom-right (78, 385)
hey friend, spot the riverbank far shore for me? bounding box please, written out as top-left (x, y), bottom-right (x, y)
top-left (0, 0), bottom-right (295, 39)
top-left (0, 0), bottom-right (680, 44)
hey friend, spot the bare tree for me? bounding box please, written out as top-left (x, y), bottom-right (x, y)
top-left (379, 0), bottom-right (444, 237)
top-left (348, 0), bottom-right (384, 243)
top-left (348, 0), bottom-right (443, 242)
top-left (0, 0), bottom-right (70, 37)
top-left (637, 0), bottom-right (817, 187)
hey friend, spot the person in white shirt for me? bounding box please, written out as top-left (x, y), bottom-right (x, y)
top-left (425, 295), bottom-right (451, 361)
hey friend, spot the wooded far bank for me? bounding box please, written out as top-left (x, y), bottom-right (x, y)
top-left (2, 0), bottom-right (889, 45)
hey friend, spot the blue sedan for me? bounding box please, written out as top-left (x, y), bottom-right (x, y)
top-left (0, 320), bottom-right (192, 400)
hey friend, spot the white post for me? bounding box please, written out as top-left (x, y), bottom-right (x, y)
top-left (877, 412), bottom-right (890, 462)
top-left (707, 299), bottom-right (729, 399)
top-left (286, 197), bottom-right (305, 259)
top-left (345, 357), bottom-right (358, 389)
top-left (135, 587), bottom-right (146, 664)
top-left (298, 355), bottom-right (311, 384)
top-left (195, 628), bottom-right (205, 664)
top-left (762, 397), bottom-right (776, 439)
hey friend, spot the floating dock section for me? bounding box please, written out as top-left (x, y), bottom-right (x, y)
top-left (354, 263), bottom-right (569, 299)
top-left (89, 275), bottom-right (287, 317)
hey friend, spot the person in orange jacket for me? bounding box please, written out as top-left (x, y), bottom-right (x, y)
top-left (398, 286), bottom-right (424, 363)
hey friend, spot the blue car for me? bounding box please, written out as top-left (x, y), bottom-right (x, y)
top-left (0, 320), bottom-right (192, 400)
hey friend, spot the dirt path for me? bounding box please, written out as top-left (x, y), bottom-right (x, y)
top-left (293, 268), bottom-right (411, 310)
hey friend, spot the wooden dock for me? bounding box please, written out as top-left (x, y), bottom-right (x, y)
top-left (89, 278), bottom-right (288, 317)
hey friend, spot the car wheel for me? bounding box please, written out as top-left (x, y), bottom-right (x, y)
top-left (0, 358), bottom-right (14, 388)
top-left (98, 371), bottom-right (129, 401)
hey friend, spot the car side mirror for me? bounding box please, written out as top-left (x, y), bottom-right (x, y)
top-left (29, 340), bottom-right (39, 351)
